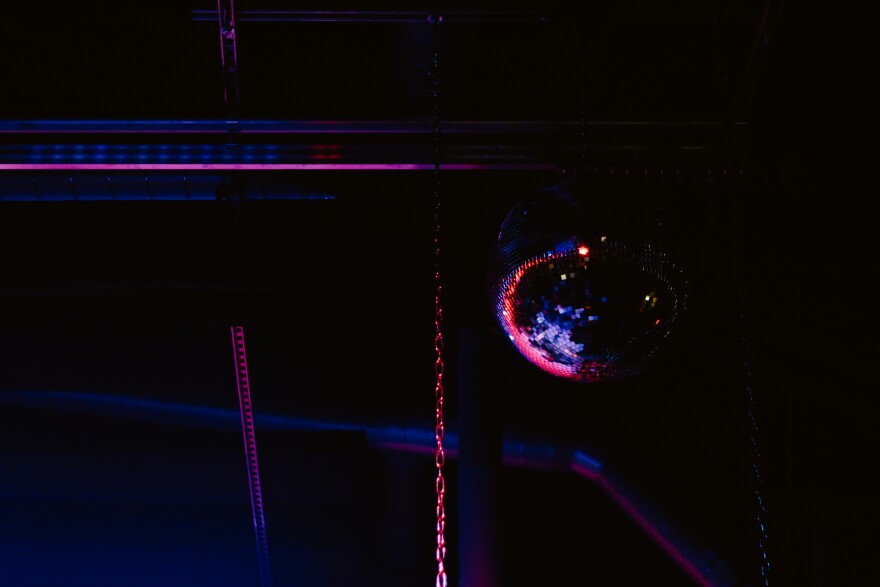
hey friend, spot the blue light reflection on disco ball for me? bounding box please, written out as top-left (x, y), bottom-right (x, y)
top-left (488, 181), bottom-right (687, 383)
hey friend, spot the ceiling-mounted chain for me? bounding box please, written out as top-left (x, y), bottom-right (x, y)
top-left (430, 11), bottom-right (448, 587)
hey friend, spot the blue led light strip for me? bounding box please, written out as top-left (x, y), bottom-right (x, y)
top-left (231, 326), bottom-right (273, 587)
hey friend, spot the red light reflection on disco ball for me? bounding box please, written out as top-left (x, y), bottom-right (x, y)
top-left (488, 183), bottom-right (686, 383)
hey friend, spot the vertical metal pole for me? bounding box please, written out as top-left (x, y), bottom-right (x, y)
top-left (457, 325), bottom-right (500, 587)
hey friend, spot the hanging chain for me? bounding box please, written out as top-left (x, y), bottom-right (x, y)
top-left (230, 326), bottom-right (272, 587)
top-left (740, 294), bottom-right (771, 585)
top-left (430, 12), bottom-right (447, 587)
top-left (744, 339), bottom-right (771, 586)
top-left (731, 177), bottom-right (771, 586)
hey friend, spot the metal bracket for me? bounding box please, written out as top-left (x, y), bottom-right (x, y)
top-left (216, 0), bottom-right (240, 118)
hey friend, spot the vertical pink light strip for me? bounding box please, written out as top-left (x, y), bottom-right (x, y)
top-left (231, 326), bottom-right (273, 587)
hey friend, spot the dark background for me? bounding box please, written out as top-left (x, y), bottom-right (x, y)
top-left (0, 1), bottom-right (874, 586)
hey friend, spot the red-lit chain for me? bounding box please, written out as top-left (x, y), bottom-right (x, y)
top-left (230, 326), bottom-right (272, 587)
top-left (434, 261), bottom-right (447, 587)
top-left (431, 12), bottom-right (447, 587)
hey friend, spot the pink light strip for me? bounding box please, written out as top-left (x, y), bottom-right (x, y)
top-left (581, 471), bottom-right (718, 587)
top-left (0, 163), bottom-right (558, 171)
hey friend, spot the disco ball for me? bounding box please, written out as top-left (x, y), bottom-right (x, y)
top-left (487, 180), bottom-right (687, 383)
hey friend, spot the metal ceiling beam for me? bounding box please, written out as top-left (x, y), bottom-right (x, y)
top-left (190, 8), bottom-right (753, 25)
top-left (0, 119), bottom-right (745, 135)
top-left (0, 119), bottom-right (744, 170)
top-left (192, 10), bottom-right (548, 24)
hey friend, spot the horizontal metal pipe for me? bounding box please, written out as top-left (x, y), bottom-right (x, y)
top-left (191, 10), bottom-right (548, 23)
top-left (189, 8), bottom-right (753, 25)
top-left (0, 119), bottom-right (744, 135)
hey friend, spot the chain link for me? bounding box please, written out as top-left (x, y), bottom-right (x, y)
top-left (731, 176), bottom-right (771, 586)
top-left (431, 12), bottom-right (447, 587)
top-left (744, 329), bottom-right (771, 586)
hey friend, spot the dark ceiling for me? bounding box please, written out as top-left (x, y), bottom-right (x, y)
top-left (0, 2), bottom-right (874, 587)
